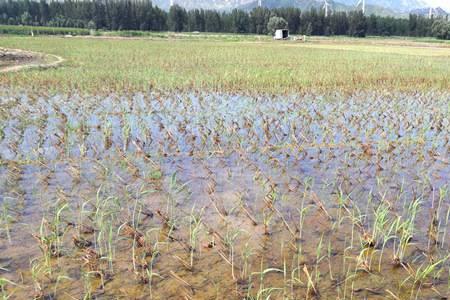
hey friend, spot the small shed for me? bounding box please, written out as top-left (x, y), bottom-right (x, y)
top-left (274, 29), bottom-right (289, 40)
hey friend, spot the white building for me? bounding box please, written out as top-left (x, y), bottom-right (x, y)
top-left (274, 29), bottom-right (289, 40)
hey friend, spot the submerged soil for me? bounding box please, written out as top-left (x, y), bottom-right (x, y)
top-left (0, 91), bottom-right (449, 299)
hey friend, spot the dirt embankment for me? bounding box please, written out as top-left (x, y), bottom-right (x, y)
top-left (0, 47), bottom-right (63, 73)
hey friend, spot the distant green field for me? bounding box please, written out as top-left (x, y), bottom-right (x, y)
top-left (1, 35), bottom-right (449, 94)
top-left (0, 24), bottom-right (91, 36)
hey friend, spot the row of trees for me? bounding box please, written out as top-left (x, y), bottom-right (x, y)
top-left (167, 6), bottom-right (369, 37)
top-left (0, 0), bottom-right (167, 30)
top-left (1, 0), bottom-right (449, 39)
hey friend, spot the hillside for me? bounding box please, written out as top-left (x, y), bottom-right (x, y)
top-left (154, 0), bottom-right (447, 16)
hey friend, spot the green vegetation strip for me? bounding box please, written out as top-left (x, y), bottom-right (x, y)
top-left (0, 25), bottom-right (90, 36)
top-left (0, 35), bottom-right (449, 94)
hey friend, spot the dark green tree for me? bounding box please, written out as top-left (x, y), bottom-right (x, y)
top-left (267, 16), bottom-right (288, 35)
top-left (431, 19), bottom-right (450, 39)
top-left (168, 4), bottom-right (187, 32)
top-left (250, 7), bottom-right (271, 34)
top-left (348, 10), bottom-right (367, 37)
top-left (230, 9), bottom-right (249, 33)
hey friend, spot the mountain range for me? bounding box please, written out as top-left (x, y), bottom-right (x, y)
top-left (153, 0), bottom-right (449, 17)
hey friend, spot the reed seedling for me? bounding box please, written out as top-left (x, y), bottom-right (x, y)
top-left (0, 202), bottom-right (13, 243)
top-left (188, 206), bottom-right (203, 269)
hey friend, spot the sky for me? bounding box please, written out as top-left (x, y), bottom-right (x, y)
top-left (424, 0), bottom-right (450, 10)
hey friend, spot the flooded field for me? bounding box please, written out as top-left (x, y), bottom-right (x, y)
top-left (0, 91), bottom-right (449, 299)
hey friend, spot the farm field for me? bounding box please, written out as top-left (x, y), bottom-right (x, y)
top-left (0, 35), bottom-right (449, 299)
top-left (1, 35), bottom-right (450, 93)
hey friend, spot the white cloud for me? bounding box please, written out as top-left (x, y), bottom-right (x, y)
top-left (424, 0), bottom-right (450, 11)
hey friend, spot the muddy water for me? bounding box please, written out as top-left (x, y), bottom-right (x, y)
top-left (0, 91), bottom-right (449, 299)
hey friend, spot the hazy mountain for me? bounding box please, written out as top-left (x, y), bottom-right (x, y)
top-left (154, 0), bottom-right (447, 16)
top-left (410, 6), bottom-right (449, 16)
top-left (336, 0), bottom-right (427, 13)
top-left (152, 0), bottom-right (253, 10)
top-left (237, 0), bottom-right (343, 11)
top-left (237, 0), bottom-right (397, 16)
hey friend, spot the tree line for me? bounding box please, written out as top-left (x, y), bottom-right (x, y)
top-left (1, 0), bottom-right (449, 39)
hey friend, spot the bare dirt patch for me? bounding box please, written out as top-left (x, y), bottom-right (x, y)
top-left (0, 47), bottom-right (63, 73)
